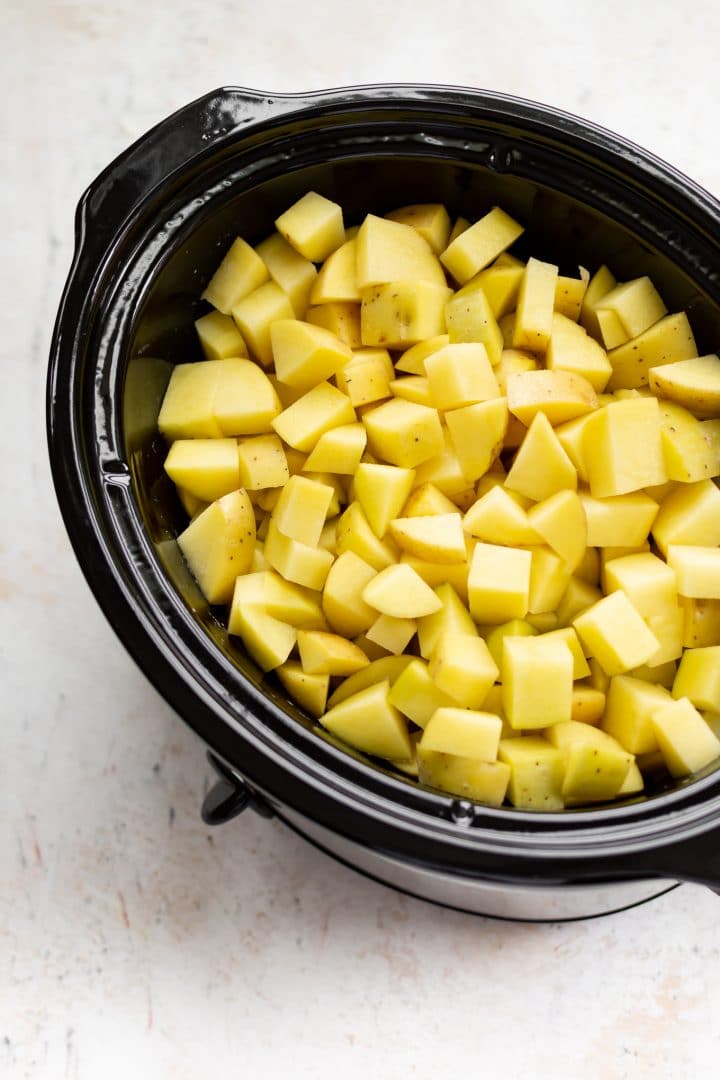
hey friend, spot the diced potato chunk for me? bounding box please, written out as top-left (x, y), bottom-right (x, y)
top-left (336, 502), bottom-right (399, 570)
top-left (231, 281), bottom-right (295, 368)
top-left (445, 398), bottom-right (509, 482)
top-left (505, 412), bottom-right (577, 501)
top-left (580, 264), bottom-right (616, 340)
top-left (583, 397), bottom-right (667, 497)
top-left (164, 438), bottom-right (241, 502)
top-left (672, 647), bottom-right (720, 711)
top-left (507, 370), bottom-right (598, 426)
top-left (595, 276), bottom-right (667, 349)
top-left (214, 358), bottom-right (281, 435)
top-left (658, 400), bottom-right (720, 482)
top-left (651, 697), bottom-right (720, 777)
top-left (202, 237), bottom-right (269, 314)
top-left (230, 571), bottom-right (323, 628)
top-left (571, 687), bottom-right (606, 725)
top-left (272, 381), bottom-right (356, 451)
top-left (275, 191), bottom-right (344, 262)
top-left (460, 255), bottom-right (524, 319)
top-left (237, 434), bottom-right (289, 490)
top-left (158, 361), bottom-right (224, 440)
top-left (229, 604), bottom-right (296, 671)
top-left (388, 658), bottom-right (455, 728)
top-left (354, 463), bottom-right (416, 538)
top-left (306, 301), bottom-right (362, 348)
top-left (424, 343), bottom-right (500, 409)
top-left (327, 655), bottom-right (412, 708)
top-left (428, 633), bottom-right (499, 708)
top-left (335, 347), bottom-right (394, 407)
top-left (389, 513), bottom-right (467, 564)
top-left (603, 552), bottom-right (677, 619)
top-left (276, 662), bottom-right (329, 718)
top-left (417, 748), bottom-right (511, 805)
top-left (178, 489), bottom-right (255, 604)
top-left (303, 423), bottom-right (367, 474)
top-left (256, 232), bottom-right (317, 317)
top-left (366, 614), bottom-right (417, 655)
top-left (271, 475), bottom-right (334, 545)
top-left (386, 203), bottom-right (451, 254)
top-left (527, 490), bottom-right (587, 570)
top-left (440, 207), bottom-right (524, 284)
top-left (579, 492), bottom-right (658, 548)
top-left (606, 312), bottom-right (697, 391)
top-left (416, 583), bottom-right (478, 659)
top-left (363, 564), bottom-right (443, 619)
top-left (573, 591), bottom-right (660, 675)
top-left (463, 486), bottom-right (539, 546)
top-left (270, 319), bottom-right (351, 389)
top-left (297, 630), bottom-right (369, 676)
top-left (498, 736), bottom-right (565, 810)
top-left (310, 237), bottom-right (360, 304)
top-left (264, 520), bottom-right (334, 590)
top-left (545, 312), bottom-right (612, 391)
top-left (469, 542), bottom-right (532, 624)
top-left (363, 399), bottom-right (444, 468)
top-left (547, 722), bottom-right (632, 803)
top-left (445, 288), bottom-right (504, 366)
top-left (652, 479), bottom-right (720, 557)
top-left (649, 354), bottom-right (720, 418)
top-left (601, 675), bottom-right (671, 753)
top-left (420, 706), bottom-right (502, 760)
top-left (195, 310), bottom-right (248, 361)
top-left (356, 214), bottom-right (447, 288)
top-left (320, 680), bottom-right (413, 762)
top-left (513, 257), bottom-right (558, 352)
top-left (322, 551), bottom-right (377, 638)
top-left (361, 281), bottom-right (451, 348)
top-left (501, 634), bottom-right (574, 730)
top-left (667, 545), bottom-right (720, 599)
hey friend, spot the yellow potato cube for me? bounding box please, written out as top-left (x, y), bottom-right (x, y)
top-left (158, 361), bottom-right (224, 440)
top-left (388, 658), bottom-right (455, 728)
top-left (498, 736), bottom-right (565, 810)
top-left (229, 604), bottom-right (296, 671)
top-left (603, 552), bottom-right (677, 619)
top-left (335, 348), bottom-right (394, 407)
top-left (652, 479), bottom-right (720, 557)
top-left (458, 259), bottom-right (524, 323)
top-left (256, 232), bottom-right (317, 317)
top-left (428, 633), bottom-right (499, 709)
top-left (270, 319), bottom-right (351, 389)
top-left (579, 492), bottom-right (658, 547)
top-left (527, 490), bottom-right (587, 571)
top-left (354, 463), bottom-right (416, 538)
top-left (416, 583), bottom-right (477, 660)
top-left (658, 400), bottom-right (720, 482)
top-left (547, 722), bottom-right (633, 803)
top-left (231, 281), bottom-right (295, 368)
top-left (356, 213), bottom-right (447, 288)
top-left (667, 545), bottom-right (720, 599)
top-left (440, 206), bottom-right (524, 284)
top-left (417, 747), bottom-right (510, 805)
top-left (554, 267), bottom-right (590, 321)
top-left (336, 502), bottom-right (399, 570)
top-left (297, 629), bottom-right (369, 676)
top-left (264, 520), bottom-right (334, 590)
top-left (507, 370), bottom-right (598, 426)
top-left (363, 398), bottom-right (444, 468)
top-left (554, 412), bottom-right (595, 483)
top-left (360, 281), bottom-right (451, 348)
top-left (365, 613), bottom-right (416, 654)
top-left (202, 236), bottom-right (269, 314)
top-left (502, 634), bottom-right (573, 730)
top-left (387, 375), bottom-right (433, 407)
top-left (513, 257), bottom-right (558, 352)
top-left (303, 423), bottom-right (367, 474)
top-left (424, 343), bottom-right (500, 409)
top-left (445, 398), bottom-right (509, 482)
top-left (573, 591), bottom-right (660, 675)
top-left (505, 412), bottom-right (577, 501)
top-left (271, 475), bottom-right (334, 546)
top-left (320, 680), bottom-right (413, 762)
top-left (595, 276), bottom-right (667, 348)
top-left (178, 489), bottom-right (255, 604)
top-left (421, 705), bottom-right (502, 764)
top-left (272, 381), bottom-right (356, 452)
top-left (649, 354), bottom-right (720, 418)
top-left (628, 659), bottom-right (678, 689)
top-left (395, 334), bottom-right (450, 375)
top-left (195, 310), bottom-right (248, 361)
top-left (541, 627), bottom-right (590, 680)
top-left (494, 349), bottom-right (540, 394)
top-left (385, 203), bottom-right (452, 254)
top-left (310, 237), bottom-right (360, 304)
top-left (545, 312), bottom-right (612, 391)
top-left (583, 397), bottom-right (667, 498)
top-left (306, 301), bottom-right (362, 348)
top-left (579, 264), bottom-right (616, 340)
top-left (327, 656), bottom-right (413, 708)
top-left (276, 661), bottom-right (329, 718)
top-left (213, 358), bottom-right (281, 436)
top-left (484, 619), bottom-right (537, 668)
top-left (402, 483), bottom-right (459, 518)
top-left (672, 647), bottom-right (720, 711)
top-left (527, 547), bottom-right (572, 615)
top-left (601, 675), bottom-right (671, 753)
top-left (322, 550), bottom-right (377, 638)
top-left (606, 312), bottom-right (697, 390)
top-left (363, 563), bottom-right (443, 618)
top-left (651, 697), bottom-right (720, 777)
top-left (463, 485), bottom-right (539, 546)
top-left (230, 571), bottom-right (323, 629)
top-left (445, 288), bottom-right (504, 367)
top-left (571, 687), bottom-right (606, 725)
top-left (275, 191), bottom-right (344, 262)
top-left (237, 434), bottom-right (288, 490)
top-left (468, 542), bottom-right (532, 624)
top-left (680, 597), bottom-right (720, 649)
top-left (389, 513), bottom-right (467, 564)
top-left (413, 440), bottom-right (472, 497)
top-left (164, 438), bottom-right (240, 502)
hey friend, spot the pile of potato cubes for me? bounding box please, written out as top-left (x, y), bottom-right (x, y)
top-left (156, 188), bottom-right (720, 811)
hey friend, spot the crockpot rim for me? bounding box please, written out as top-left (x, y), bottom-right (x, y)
top-left (47, 82), bottom-right (720, 888)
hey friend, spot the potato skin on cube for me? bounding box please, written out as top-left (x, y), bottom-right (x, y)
top-left (178, 489), bottom-right (255, 605)
top-left (363, 398), bottom-right (444, 468)
top-left (275, 191), bottom-right (345, 263)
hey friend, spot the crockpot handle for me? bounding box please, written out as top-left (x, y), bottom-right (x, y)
top-left (627, 826), bottom-right (720, 894)
top-left (201, 752), bottom-right (275, 826)
top-left (76, 87), bottom-right (309, 248)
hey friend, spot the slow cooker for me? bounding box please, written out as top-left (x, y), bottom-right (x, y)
top-left (47, 84), bottom-right (720, 920)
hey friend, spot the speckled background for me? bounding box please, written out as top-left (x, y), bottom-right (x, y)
top-left (4, 1), bottom-right (720, 1076)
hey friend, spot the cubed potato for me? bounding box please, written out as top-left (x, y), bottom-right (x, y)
top-left (306, 301), bottom-right (362, 348)
top-left (356, 214), bottom-right (447, 288)
top-left (387, 376), bottom-right (434, 407)
top-left (547, 722), bottom-right (633, 803)
top-left (195, 310), bottom-right (248, 361)
top-left (271, 474), bottom-right (334, 546)
top-left (363, 398), bottom-right (444, 468)
top-left (651, 697), bottom-right (720, 777)
top-left (628, 660), bottom-right (678, 689)
top-left (440, 206), bottom-right (524, 284)
top-left (579, 492), bottom-right (658, 548)
top-left (445, 398), bottom-right (509, 482)
top-left (494, 349), bottom-right (540, 394)
top-left (583, 397), bottom-right (667, 497)
top-left (158, 360), bottom-right (224, 440)
top-left (361, 281), bottom-right (451, 348)
top-left (213, 358), bottom-right (282, 435)
top-left (601, 675), bottom-right (671, 753)
top-left (202, 236), bottom-right (269, 314)
top-left (264, 520), bottom-right (334, 590)
top-left (502, 634), bottom-right (574, 730)
top-left (505, 412), bottom-right (577, 501)
top-left (672, 647), bottom-right (720, 711)
top-left (229, 604), bottom-right (296, 671)
top-left (667, 545), bottom-right (720, 599)
top-left (445, 288), bottom-right (504, 366)
top-left (463, 485), bottom-right (539, 546)
top-left (272, 381), bottom-right (356, 451)
top-left (658, 400), bottom-right (720, 482)
top-left (449, 216), bottom-right (470, 242)
top-left (303, 423), bottom-right (367, 474)
top-left (395, 334), bottom-right (450, 375)
top-left (320, 680), bottom-right (413, 762)
top-left (310, 237), bottom-right (360, 304)
top-left (385, 203), bottom-right (452, 254)
top-left (573, 591), bottom-right (660, 675)
top-left (389, 513), bottom-right (467, 564)
top-left (328, 655), bottom-right (413, 708)
top-left (649, 354), bottom-right (720, 418)
top-left (545, 312), bottom-right (612, 391)
top-left (424, 343), bottom-right (501, 410)
top-left (606, 312), bottom-right (697, 390)
top-left (164, 438), bottom-right (241, 502)
top-left (256, 232), bottom-right (317, 317)
top-left (335, 348), bottom-right (393, 407)
top-left (469, 542), bottom-right (532, 624)
top-left (178, 489), bottom-right (255, 604)
top-left (388, 657), bottom-right (455, 728)
top-left (579, 264), bottom-right (616, 340)
top-left (680, 597), bottom-right (720, 649)
top-left (276, 662), bottom-right (329, 718)
top-left (297, 629), bottom-right (370, 676)
top-left (416, 583), bottom-right (478, 660)
top-left (507, 369), bottom-right (598, 426)
top-left (231, 281), bottom-right (295, 367)
top-left (366, 614), bottom-right (417, 655)
top-left (498, 736), bottom-right (565, 810)
top-left (554, 267), bottom-right (590, 322)
top-left (231, 570), bottom-right (323, 629)
top-left (541, 627), bottom-right (590, 680)
top-left (484, 619), bottom-right (537, 668)
top-left (594, 276), bottom-right (667, 350)
top-left (571, 686), bottom-right (606, 725)
top-left (321, 550), bottom-right (377, 638)
top-left (652, 479), bottom-right (720, 556)
top-left (336, 502), bottom-right (399, 570)
top-left (417, 747), bottom-right (511, 805)
top-left (275, 191), bottom-right (344, 262)
top-left (363, 563), bottom-right (443, 618)
top-left (527, 547), bottom-right (572, 615)
top-left (237, 434), bottom-right (289, 490)
top-left (603, 552), bottom-right (677, 619)
top-left (353, 463), bottom-right (416, 538)
top-left (421, 705), bottom-right (502, 764)
top-left (527, 490), bottom-right (587, 570)
top-left (459, 254), bottom-right (524, 319)
top-left (270, 319), bottom-right (351, 389)
top-left (403, 483), bottom-right (458, 519)
top-left (513, 257), bottom-right (558, 352)
top-left (428, 634), bottom-right (499, 709)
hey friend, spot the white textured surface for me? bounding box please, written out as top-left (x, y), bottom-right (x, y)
top-left (3, 2), bottom-right (720, 1076)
